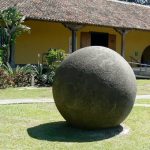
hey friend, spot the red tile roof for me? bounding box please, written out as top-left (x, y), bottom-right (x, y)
top-left (1, 0), bottom-right (150, 30)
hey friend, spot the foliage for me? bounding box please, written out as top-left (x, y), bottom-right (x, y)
top-left (0, 7), bottom-right (30, 64)
top-left (46, 49), bottom-right (66, 66)
top-left (0, 66), bottom-right (13, 89)
top-left (47, 69), bottom-right (55, 85)
top-left (39, 48), bottom-right (66, 86)
top-left (32, 64), bottom-right (47, 86)
top-left (0, 7), bottom-right (30, 40)
top-left (0, 48), bottom-right (66, 88)
top-left (0, 49), bottom-right (4, 65)
top-left (1, 63), bottom-right (34, 88)
top-left (0, 48), bottom-right (7, 65)
top-left (0, 63), bottom-right (56, 88)
top-left (32, 64), bottom-right (56, 86)
top-left (12, 65), bottom-right (33, 87)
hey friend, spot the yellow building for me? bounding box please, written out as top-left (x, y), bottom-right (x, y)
top-left (1, 0), bottom-right (150, 65)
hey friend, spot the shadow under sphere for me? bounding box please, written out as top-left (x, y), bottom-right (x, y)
top-left (27, 121), bottom-right (123, 142)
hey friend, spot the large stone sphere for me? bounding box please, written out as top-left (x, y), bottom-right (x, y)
top-left (52, 46), bottom-right (137, 129)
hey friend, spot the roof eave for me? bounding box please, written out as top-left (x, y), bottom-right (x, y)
top-left (26, 16), bottom-right (150, 32)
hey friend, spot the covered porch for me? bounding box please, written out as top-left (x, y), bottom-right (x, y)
top-left (15, 20), bottom-right (150, 66)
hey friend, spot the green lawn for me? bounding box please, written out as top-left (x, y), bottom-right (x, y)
top-left (0, 79), bottom-right (149, 100)
top-left (0, 103), bottom-right (149, 150)
top-left (0, 87), bottom-right (52, 99)
top-left (136, 99), bottom-right (150, 104)
top-left (0, 80), bottom-right (149, 149)
top-left (136, 79), bottom-right (150, 95)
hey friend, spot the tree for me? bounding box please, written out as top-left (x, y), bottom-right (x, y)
top-left (0, 7), bottom-right (30, 67)
top-left (120, 0), bottom-right (150, 5)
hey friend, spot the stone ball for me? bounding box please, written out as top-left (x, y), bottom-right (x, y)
top-left (52, 46), bottom-right (137, 129)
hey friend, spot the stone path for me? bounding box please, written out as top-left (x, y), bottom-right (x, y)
top-left (0, 95), bottom-right (150, 107)
top-left (136, 95), bottom-right (150, 99)
top-left (0, 98), bottom-right (54, 105)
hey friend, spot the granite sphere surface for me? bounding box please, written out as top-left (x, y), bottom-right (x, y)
top-left (52, 46), bottom-right (137, 129)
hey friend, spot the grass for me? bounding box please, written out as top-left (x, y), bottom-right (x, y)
top-left (0, 103), bottom-right (149, 150)
top-left (0, 80), bottom-right (149, 149)
top-left (0, 79), bottom-right (149, 100)
top-left (0, 87), bottom-right (52, 99)
top-left (136, 99), bottom-right (150, 104)
top-left (136, 79), bottom-right (150, 95)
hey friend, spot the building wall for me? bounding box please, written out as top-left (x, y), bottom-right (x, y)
top-left (16, 21), bottom-right (70, 64)
top-left (126, 30), bottom-right (150, 62)
top-left (15, 20), bottom-right (150, 64)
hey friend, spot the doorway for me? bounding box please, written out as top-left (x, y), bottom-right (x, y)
top-left (141, 46), bottom-right (150, 64)
top-left (80, 32), bottom-right (116, 50)
top-left (91, 32), bottom-right (109, 47)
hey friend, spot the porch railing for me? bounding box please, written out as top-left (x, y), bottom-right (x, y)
top-left (128, 62), bottom-right (150, 79)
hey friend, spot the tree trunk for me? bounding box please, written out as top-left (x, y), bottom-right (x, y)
top-left (9, 42), bottom-right (15, 68)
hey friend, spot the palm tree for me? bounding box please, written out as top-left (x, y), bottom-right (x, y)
top-left (0, 7), bottom-right (30, 67)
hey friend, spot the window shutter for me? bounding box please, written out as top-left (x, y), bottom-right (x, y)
top-left (108, 34), bottom-right (116, 50)
top-left (80, 32), bottom-right (91, 48)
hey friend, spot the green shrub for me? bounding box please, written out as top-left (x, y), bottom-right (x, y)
top-left (0, 49), bottom-right (67, 88)
top-left (12, 65), bottom-right (33, 87)
top-left (0, 49), bottom-right (4, 65)
top-left (3, 63), bottom-right (34, 87)
top-left (46, 49), bottom-right (66, 85)
top-left (0, 63), bottom-right (56, 88)
top-left (33, 64), bottom-right (46, 86)
top-left (0, 67), bottom-right (13, 89)
top-left (32, 64), bottom-right (55, 86)
top-left (46, 49), bottom-right (66, 66)
top-left (47, 69), bottom-right (55, 85)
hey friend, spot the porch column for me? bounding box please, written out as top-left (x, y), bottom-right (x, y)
top-left (63, 23), bottom-right (84, 53)
top-left (72, 30), bottom-right (77, 52)
top-left (115, 28), bottom-right (129, 58)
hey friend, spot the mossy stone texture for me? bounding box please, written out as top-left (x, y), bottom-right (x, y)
top-left (53, 46), bottom-right (137, 129)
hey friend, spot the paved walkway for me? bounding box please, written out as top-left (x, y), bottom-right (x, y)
top-left (0, 95), bottom-right (150, 107)
top-left (0, 98), bottom-right (54, 105)
top-left (136, 95), bottom-right (150, 99)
